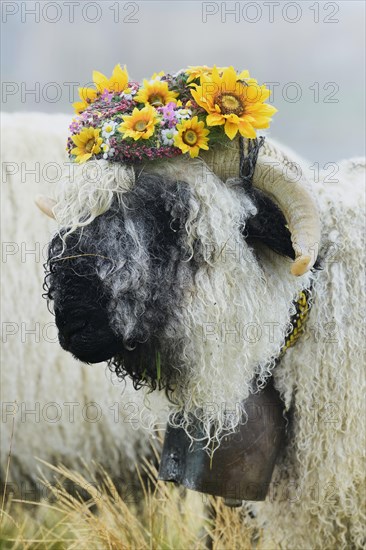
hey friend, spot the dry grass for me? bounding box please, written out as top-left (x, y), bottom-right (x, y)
top-left (0, 452), bottom-right (260, 550)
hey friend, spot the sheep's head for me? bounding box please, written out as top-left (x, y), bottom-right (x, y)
top-left (41, 150), bottom-right (319, 443)
top-left (45, 171), bottom-right (193, 391)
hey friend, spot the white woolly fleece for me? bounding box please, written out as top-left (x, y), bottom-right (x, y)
top-left (252, 156), bottom-right (366, 550)
top-left (147, 157), bottom-right (315, 446)
top-left (54, 152), bottom-right (315, 446)
top-left (1, 113), bottom-right (168, 487)
top-left (56, 149), bottom-right (365, 549)
top-left (3, 113), bottom-right (364, 549)
top-left (54, 160), bottom-right (135, 238)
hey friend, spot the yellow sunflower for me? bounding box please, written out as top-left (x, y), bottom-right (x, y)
top-left (93, 63), bottom-right (129, 94)
top-left (118, 105), bottom-right (159, 140)
top-left (134, 79), bottom-right (178, 107)
top-left (186, 66), bottom-right (249, 84)
top-left (186, 65), bottom-right (212, 83)
top-left (150, 71), bottom-right (165, 80)
top-left (72, 87), bottom-right (99, 114)
top-left (71, 127), bottom-right (103, 163)
top-left (186, 65), bottom-right (225, 84)
top-left (72, 64), bottom-right (129, 113)
top-left (174, 116), bottom-right (210, 158)
top-left (190, 66), bottom-right (277, 140)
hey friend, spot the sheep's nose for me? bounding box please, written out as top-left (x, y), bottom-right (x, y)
top-left (57, 318), bottom-right (88, 348)
top-left (64, 318), bottom-right (88, 336)
top-left (54, 304), bottom-right (122, 364)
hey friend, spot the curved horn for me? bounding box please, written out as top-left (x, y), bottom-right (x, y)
top-left (35, 194), bottom-right (56, 219)
top-left (201, 141), bottom-right (320, 276)
top-left (253, 157), bottom-right (320, 276)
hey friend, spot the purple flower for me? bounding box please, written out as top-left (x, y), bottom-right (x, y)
top-left (80, 111), bottom-right (91, 122)
top-left (69, 120), bottom-right (80, 133)
top-left (101, 89), bottom-right (113, 103)
top-left (128, 81), bottom-right (139, 91)
top-left (158, 102), bottom-right (178, 128)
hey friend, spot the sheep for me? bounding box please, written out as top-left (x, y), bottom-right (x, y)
top-left (251, 154), bottom-right (366, 550)
top-left (0, 113), bottom-right (168, 497)
top-left (41, 130), bottom-right (365, 549)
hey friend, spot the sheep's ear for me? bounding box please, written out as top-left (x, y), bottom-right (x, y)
top-left (244, 188), bottom-right (295, 260)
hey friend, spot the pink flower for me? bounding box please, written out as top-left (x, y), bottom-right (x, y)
top-left (101, 89), bottom-right (113, 103)
top-left (158, 102), bottom-right (178, 128)
top-left (69, 120), bottom-right (80, 133)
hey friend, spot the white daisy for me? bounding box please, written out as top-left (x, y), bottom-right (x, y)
top-left (120, 87), bottom-right (137, 101)
top-left (101, 141), bottom-right (115, 159)
top-left (161, 128), bottom-right (178, 146)
top-left (102, 121), bottom-right (117, 139)
top-left (176, 108), bottom-right (192, 120)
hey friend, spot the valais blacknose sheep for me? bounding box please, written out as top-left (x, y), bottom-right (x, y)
top-left (1, 113), bottom-right (167, 494)
top-left (39, 124), bottom-right (365, 549)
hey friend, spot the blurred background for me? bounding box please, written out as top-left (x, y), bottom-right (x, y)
top-left (1, 0), bottom-right (365, 163)
top-left (0, 5), bottom-right (365, 545)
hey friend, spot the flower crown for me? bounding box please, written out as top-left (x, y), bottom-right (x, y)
top-left (68, 64), bottom-right (277, 164)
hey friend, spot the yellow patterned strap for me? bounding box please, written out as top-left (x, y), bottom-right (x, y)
top-left (281, 289), bottom-right (311, 354)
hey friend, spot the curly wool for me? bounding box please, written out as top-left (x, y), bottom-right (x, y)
top-left (247, 157), bottom-right (366, 549)
top-left (47, 172), bottom-right (195, 392)
top-left (50, 154), bottom-right (315, 448)
top-left (53, 159), bottom-right (135, 238)
top-left (0, 113), bottom-right (168, 488)
top-left (38, 120), bottom-right (365, 548)
top-left (145, 157), bottom-right (316, 446)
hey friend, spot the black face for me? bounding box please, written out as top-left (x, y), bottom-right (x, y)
top-left (49, 245), bottom-right (123, 364)
top-left (45, 171), bottom-right (297, 388)
top-left (45, 173), bottom-right (193, 385)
